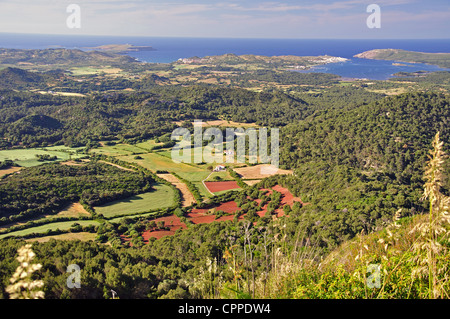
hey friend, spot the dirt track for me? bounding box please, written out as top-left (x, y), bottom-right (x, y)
top-left (157, 173), bottom-right (196, 207)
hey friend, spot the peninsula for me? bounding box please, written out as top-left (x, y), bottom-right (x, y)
top-left (354, 49), bottom-right (450, 68)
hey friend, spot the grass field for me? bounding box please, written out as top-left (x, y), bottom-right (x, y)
top-left (37, 91), bottom-right (86, 97)
top-left (233, 164), bottom-right (293, 180)
top-left (0, 146), bottom-right (86, 167)
top-left (0, 202), bottom-right (91, 232)
top-left (108, 211), bottom-right (163, 224)
top-left (194, 181), bottom-right (214, 198)
top-left (134, 139), bottom-right (164, 151)
top-left (157, 174), bottom-right (196, 207)
top-left (119, 152), bottom-right (210, 182)
top-left (205, 171), bottom-right (234, 181)
top-left (158, 145), bottom-right (228, 166)
top-left (50, 202), bottom-right (91, 218)
top-left (0, 166), bottom-right (21, 177)
top-left (90, 143), bottom-right (146, 156)
top-left (26, 232), bottom-right (97, 243)
top-left (0, 220), bottom-right (100, 239)
top-left (93, 184), bottom-right (175, 218)
top-left (69, 66), bottom-right (123, 76)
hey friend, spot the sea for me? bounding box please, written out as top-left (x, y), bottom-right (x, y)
top-left (0, 33), bottom-right (449, 80)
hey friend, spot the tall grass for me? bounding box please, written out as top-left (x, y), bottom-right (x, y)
top-left (409, 132), bottom-right (450, 298)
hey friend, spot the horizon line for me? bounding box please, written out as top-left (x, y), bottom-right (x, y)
top-left (0, 32), bottom-right (449, 41)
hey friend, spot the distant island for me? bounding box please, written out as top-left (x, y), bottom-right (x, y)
top-left (354, 49), bottom-right (450, 68)
top-left (85, 44), bottom-right (156, 53)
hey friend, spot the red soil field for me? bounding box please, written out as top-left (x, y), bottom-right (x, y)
top-left (191, 200), bottom-right (240, 215)
top-left (188, 200), bottom-right (241, 224)
top-left (141, 215), bottom-right (187, 241)
top-left (254, 185), bottom-right (303, 217)
top-left (140, 185), bottom-right (303, 241)
top-left (272, 185), bottom-right (303, 217)
top-left (204, 181), bottom-right (240, 193)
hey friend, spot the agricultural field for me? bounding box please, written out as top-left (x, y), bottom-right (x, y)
top-left (204, 170), bottom-right (235, 182)
top-left (69, 66), bottom-right (123, 76)
top-left (141, 184), bottom-right (303, 240)
top-left (50, 202), bottom-right (91, 219)
top-left (204, 181), bottom-right (241, 193)
top-left (26, 232), bottom-right (97, 243)
top-left (0, 146), bottom-right (86, 167)
top-left (0, 166), bottom-right (21, 177)
top-left (157, 173), bottom-right (196, 207)
top-left (233, 164), bottom-right (293, 180)
top-left (93, 184), bottom-right (175, 218)
top-left (134, 139), bottom-right (164, 151)
top-left (0, 202), bottom-right (91, 232)
top-left (119, 152), bottom-right (211, 182)
top-left (193, 181), bottom-right (215, 198)
top-left (0, 220), bottom-right (100, 239)
top-left (37, 90), bottom-right (87, 97)
top-left (90, 143), bottom-right (146, 156)
top-left (88, 138), bottom-right (292, 202)
top-left (174, 119), bottom-right (259, 129)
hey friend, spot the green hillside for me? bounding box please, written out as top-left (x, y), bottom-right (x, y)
top-left (355, 49), bottom-right (450, 68)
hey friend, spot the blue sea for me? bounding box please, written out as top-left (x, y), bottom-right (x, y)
top-left (0, 33), bottom-right (449, 80)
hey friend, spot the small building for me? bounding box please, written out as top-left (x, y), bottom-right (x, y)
top-left (213, 165), bottom-right (226, 172)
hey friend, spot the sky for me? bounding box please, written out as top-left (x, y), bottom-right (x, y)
top-left (0, 0), bottom-right (448, 39)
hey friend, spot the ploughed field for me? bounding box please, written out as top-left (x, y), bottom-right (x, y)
top-left (140, 185), bottom-right (303, 241)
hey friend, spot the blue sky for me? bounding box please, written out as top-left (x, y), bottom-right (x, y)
top-left (0, 0), bottom-right (448, 38)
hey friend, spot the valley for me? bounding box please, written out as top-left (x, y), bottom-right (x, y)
top-left (0, 45), bottom-right (449, 300)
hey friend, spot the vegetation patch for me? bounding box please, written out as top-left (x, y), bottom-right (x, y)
top-left (119, 152), bottom-right (210, 182)
top-left (0, 220), bottom-right (100, 239)
top-left (25, 232), bottom-right (97, 243)
top-left (94, 184), bottom-right (175, 218)
top-left (0, 147), bottom-right (85, 167)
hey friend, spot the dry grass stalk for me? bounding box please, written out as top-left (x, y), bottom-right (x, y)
top-left (410, 132), bottom-right (450, 298)
top-left (6, 244), bottom-right (44, 299)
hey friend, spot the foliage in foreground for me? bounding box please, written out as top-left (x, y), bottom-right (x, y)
top-left (253, 133), bottom-right (450, 299)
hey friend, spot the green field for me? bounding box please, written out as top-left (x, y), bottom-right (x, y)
top-left (0, 146), bottom-right (86, 167)
top-left (90, 143), bottom-right (146, 156)
top-left (108, 211), bottom-right (163, 224)
top-left (26, 232), bottom-right (97, 243)
top-left (94, 184), bottom-right (175, 218)
top-left (119, 152), bottom-right (210, 182)
top-left (0, 220), bottom-right (100, 239)
top-left (158, 146), bottom-right (221, 163)
top-left (193, 181), bottom-right (214, 198)
top-left (205, 171), bottom-right (234, 181)
top-left (134, 139), bottom-right (164, 151)
top-left (69, 66), bottom-right (123, 76)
